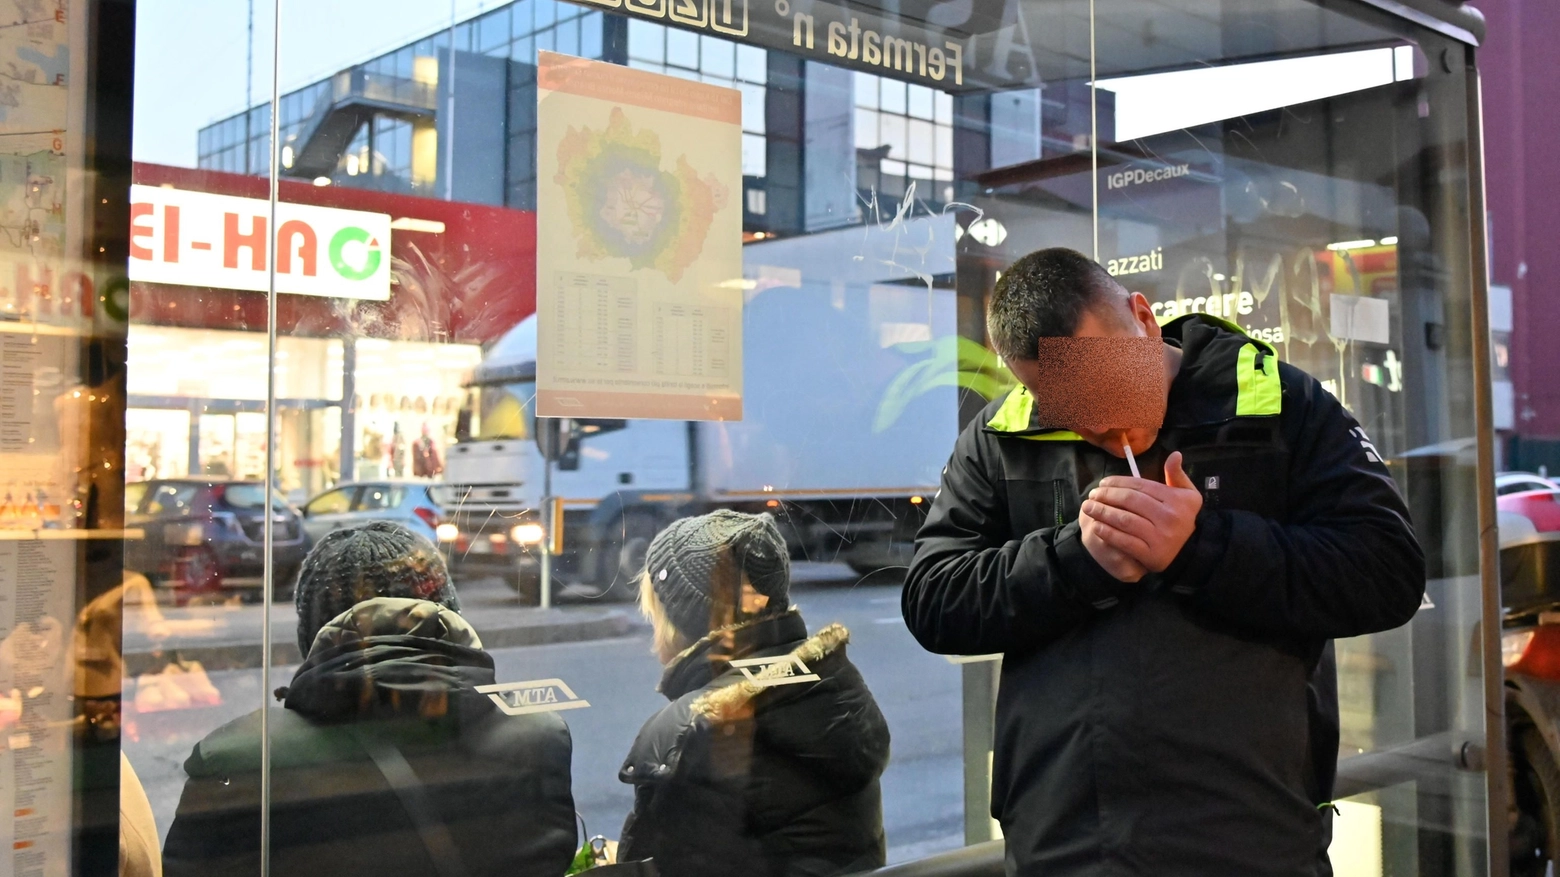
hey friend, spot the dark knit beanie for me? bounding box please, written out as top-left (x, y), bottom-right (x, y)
top-left (294, 521), bottom-right (460, 653)
top-left (644, 510), bottom-right (790, 641)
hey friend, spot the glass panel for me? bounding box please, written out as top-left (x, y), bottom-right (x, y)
top-left (855, 71), bottom-right (878, 109)
top-left (700, 34), bottom-right (736, 79)
top-left (1080, 1), bottom-right (1486, 875)
top-left (478, 6), bottom-right (512, 53)
top-left (907, 83), bottom-right (934, 120)
top-left (120, 2), bottom-right (1497, 877)
top-left (627, 18), bottom-right (664, 63)
top-left (666, 25), bottom-right (698, 69)
top-left (880, 77), bottom-right (907, 114)
top-left (737, 43), bottom-right (767, 84)
top-left (556, 18), bottom-right (579, 57)
top-left (581, 13), bottom-right (603, 59)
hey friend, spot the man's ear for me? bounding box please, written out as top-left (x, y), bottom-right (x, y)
top-left (1127, 291), bottom-right (1161, 338)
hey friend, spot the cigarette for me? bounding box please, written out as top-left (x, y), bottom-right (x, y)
top-left (1123, 440), bottom-right (1141, 478)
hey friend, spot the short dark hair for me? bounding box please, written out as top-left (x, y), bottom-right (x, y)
top-left (986, 248), bottom-right (1122, 361)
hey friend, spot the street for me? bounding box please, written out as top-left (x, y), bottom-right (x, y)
top-left (122, 568), bottom-right (968, 866)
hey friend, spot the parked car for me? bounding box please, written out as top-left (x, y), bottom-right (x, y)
top-left (1499, 471), bottom-right (1560, 496)
top-left (124, 479), bottom-right (310, 604)
top-left (299, 481), bottom-right (452, 549)
top-left (1491, 471), bottom-right (1560, 533)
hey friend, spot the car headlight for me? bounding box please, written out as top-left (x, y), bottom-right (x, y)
top-left (435, 523), bottom-right (460, 543)
top-left (510, 523), bottom-right (546, 545)
top-left (1505, 629), bottom-right (1537, 668)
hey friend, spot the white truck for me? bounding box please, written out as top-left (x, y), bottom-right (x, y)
top-left (441, 215), bottom-right (995, 600)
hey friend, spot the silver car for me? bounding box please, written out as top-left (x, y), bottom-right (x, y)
top-left (299, 481), bottom-right (451, 547)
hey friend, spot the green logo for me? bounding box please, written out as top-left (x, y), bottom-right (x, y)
top-left (328, 226), bottom-right (381, 281)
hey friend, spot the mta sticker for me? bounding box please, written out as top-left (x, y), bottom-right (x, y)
top-left (475, 678), bottom-right (591, 716)
top-left (728, 654), bottom-right (821, 688)
top-left (1352, 427), bottom-right (1383, 464)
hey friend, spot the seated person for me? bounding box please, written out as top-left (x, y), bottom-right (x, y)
top-left (162, 522), bottom-right (576, 877)
top-left (617, 511), bottom-right (890, 877)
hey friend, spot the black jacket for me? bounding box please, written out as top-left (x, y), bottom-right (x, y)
top-left (162, 598), bottom-right (577, 877)
top-left (618, 610), bottom-right (890, 877)
top-left (903, 315), bottom-right (1424, 877)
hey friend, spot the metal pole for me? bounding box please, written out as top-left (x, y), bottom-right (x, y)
top-left (443, 0), bottom-right (457, 201)
top-left (958, 655), bottom-right (1001, 845)
top-left (245, 0), bottom-right (253, 175)
top-left (339, 337), bottom-right (356, 485)
top-left (1465, 55), bottom-right (1510, 877)
top-left (540, 452), bottom-right (553, 609)
top-left (260, 0), bottom-right (281, 873)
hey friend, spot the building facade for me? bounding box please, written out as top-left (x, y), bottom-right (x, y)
top-left (1472, 0), bottom-right (1560, 473)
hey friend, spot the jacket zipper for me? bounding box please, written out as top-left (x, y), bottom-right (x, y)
top-left (1054, 480), bottom-right (1064, 529)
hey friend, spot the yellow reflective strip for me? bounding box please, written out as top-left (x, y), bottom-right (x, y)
top-left (986, 387), bottom-right (1034, 432)
top-left (1021, 430), bottom-right (1085, 442)
top-left (1235, 343), bottom-right (1282, 416)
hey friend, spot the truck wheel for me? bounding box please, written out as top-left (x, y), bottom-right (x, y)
top-left (596, 511), bottom-right (659, 602)
top-left (1513, 726), bottom-right (1560, 877)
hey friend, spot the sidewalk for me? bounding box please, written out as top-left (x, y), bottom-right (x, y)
top-left (123, 577), bottom-right (646, 675)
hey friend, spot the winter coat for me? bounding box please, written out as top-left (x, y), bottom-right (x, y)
top-left (903, 314), bottom-right (1425, 877)
top-left (618, 610), bottom-right (890, 877)
top-left (162, 598), bottom-right (577, 877)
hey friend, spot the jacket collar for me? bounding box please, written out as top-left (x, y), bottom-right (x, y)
top-left (659, 609), bottom-right (809, 701)
top-left (983, 313), bottom-right (1278, 438)
top-left (1159, 313), bottom-right (1280, 427)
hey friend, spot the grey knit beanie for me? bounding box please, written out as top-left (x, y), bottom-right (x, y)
top-left (644, 510), bottom-right (790, 640)
top-left (294, 521), bottom-right (460, 653)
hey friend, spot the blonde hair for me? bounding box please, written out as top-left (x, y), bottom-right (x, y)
top-left (639, 572), bottom-right (690, 664)
top-left (638, 570), bottom-right (772, 665)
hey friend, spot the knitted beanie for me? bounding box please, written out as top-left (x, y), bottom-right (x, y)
top-left (294, 521), bottom-right (460, 654)
top-left (644, 510), bottom-right (790, 641)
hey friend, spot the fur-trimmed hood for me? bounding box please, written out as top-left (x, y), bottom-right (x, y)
top-left (621, 609), bottom-right (890, 792)
top-left (690, 620), bottom-right (850, 724)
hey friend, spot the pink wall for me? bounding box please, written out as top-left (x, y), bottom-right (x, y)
top-left (1473, 0), bottom-right (1560, 438)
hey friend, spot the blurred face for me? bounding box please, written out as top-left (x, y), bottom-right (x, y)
top-left (1005, 289), bottom-right (1170, 458)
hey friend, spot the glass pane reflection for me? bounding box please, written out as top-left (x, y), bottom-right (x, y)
top-left (113, 1), bottom-right (1495, 876)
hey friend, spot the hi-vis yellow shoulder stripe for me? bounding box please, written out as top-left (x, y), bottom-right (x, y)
top-left (1235, 343), bottom-right (1282, 416)
top-left (986, 388), bottom-right (1084, 441)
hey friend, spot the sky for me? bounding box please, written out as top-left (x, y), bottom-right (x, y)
top-left (133, 0), bottom-right (1408, 170)
top-left (1098, 48), bottom-right (1406, 142)
top-left (132, 0), bottom-right (498, 167)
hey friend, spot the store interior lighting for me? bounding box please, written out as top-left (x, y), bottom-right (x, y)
top-left (389, 217), bottom-right (446, 234)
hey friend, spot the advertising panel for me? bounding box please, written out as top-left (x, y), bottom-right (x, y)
top-left (127, 185), bottom-right (393, 301)
top-left (535, 51), bottom-right (743, 420)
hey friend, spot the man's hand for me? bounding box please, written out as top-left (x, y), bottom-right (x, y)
top-left (1079, 509), bottom-right (1149, 582)
top-left (1081, 451), bottom-right (1203, 573)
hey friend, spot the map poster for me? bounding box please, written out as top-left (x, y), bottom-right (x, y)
top-left (536, 51), bottom-right (744, 421)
